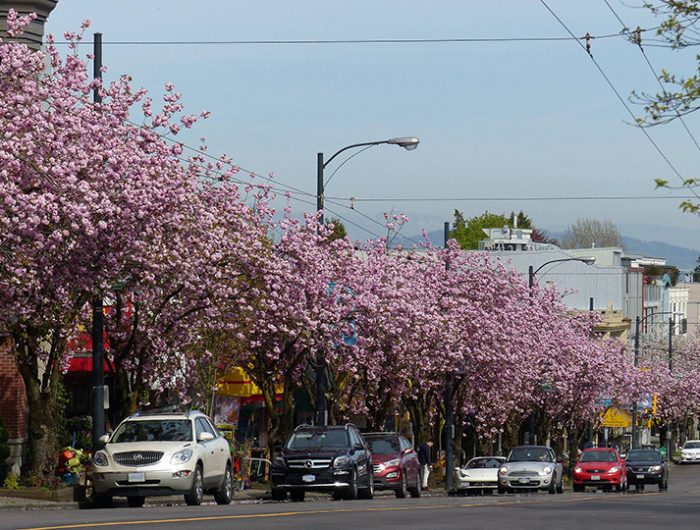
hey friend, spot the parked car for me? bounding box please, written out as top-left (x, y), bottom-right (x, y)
top-left (497, 445), bottom-right (563, 494)
top-left (363, 432), bottom-right (421, 498)
top-left (679, 440), bottom-right (700, 464)
top-left (455, 456), bottom-right (506, 495)
top-left (625, 448), bottom-right (668, 490)
top-left (572, 447), bottom-right (626, 492)
top-left (270, 424), bottom-right (373, 502)
top-left (92, 410), bottom-right (233, 508)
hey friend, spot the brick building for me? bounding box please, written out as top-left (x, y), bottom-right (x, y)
top-left (0, 336), bottom-right (26, 474)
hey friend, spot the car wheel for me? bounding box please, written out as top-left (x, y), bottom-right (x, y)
top-left (395, 472), bottom-right (408, 498)
top-left (359, 473), bottom-right (374, 500)
top-left (659, 479), bottom-right (668, 491)
top-left (556, 477), bottom-right (564, 494)
top-left (271, 488), bottom-right (287, 501)
top-left (497, 485), bottom-right (507, 495)
top-left (184, 464), bottom-right (204, 506)
top-left (408, 476), bottom-right (421, 498)
top-left (616, 477), bottom-right (626, 492)
top-left (548, 478), bottom-right (556, 494)
top-left (345, 468), bottom-right (358, 500)
top-left (214, 464), bottom-right (234, 505)
top-left (290, 490), bottom-right (305, 502)
top-left (127, 496), bottom-right (145, 508)
top-left (92, 493), bottom-right (112, 508)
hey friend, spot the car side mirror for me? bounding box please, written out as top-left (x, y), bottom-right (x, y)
top-left (353, 443), bottom-right (364, 451)
top-left (98, 434), bottom-right (110, 445)
top-left (556, 457), bottom-right (562, 463)
top-left (198, 432), bottom-right (214, 442)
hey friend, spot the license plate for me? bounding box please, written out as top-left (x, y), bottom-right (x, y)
top-left (518, 478), bottom-right (530, 484)
top-left (302, 474), bottom-right (315, 483)
top-left (128, 472), bottom-right (145, 483)
top-left (636, 474), bottom-right (644, 479)
top-left (591, 475), bottom-right (600, 480)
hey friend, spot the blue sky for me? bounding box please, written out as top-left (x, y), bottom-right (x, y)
top-left (43, 1), bottom-right (700, 248)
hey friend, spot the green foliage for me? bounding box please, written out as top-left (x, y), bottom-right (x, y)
top-left (326, 218), bottom-right (348, 241)
top-left (3, 472), bottom-right (20, 490)
top-left (450, 210), bottom-right (535, 250)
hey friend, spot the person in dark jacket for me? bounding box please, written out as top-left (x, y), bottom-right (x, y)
top-left (418, 439), bottom-right (434, 489)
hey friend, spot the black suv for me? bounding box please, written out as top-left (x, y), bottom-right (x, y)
top-left (626, 448), bottom-right (668, 491)
top-left (270, 424), bottom-right (374, 502)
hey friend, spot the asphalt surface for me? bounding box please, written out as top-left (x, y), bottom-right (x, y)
top-left (2, 464), bottom-right (699, 530)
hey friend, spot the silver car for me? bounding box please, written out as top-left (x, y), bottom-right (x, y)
top-left (92, 410), bottom-right (233, 507)
top-left (454, 456), bottom-right (506, 494)
top-left (497, 445), bottom-right (563, 494)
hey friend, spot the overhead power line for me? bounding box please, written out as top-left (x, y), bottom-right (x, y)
top-left (52, 29), bottom-right (656, 47)
top-left (539, 0), bottom-right (700, 204)
top-left (324, 194), bottom-right (698, 203)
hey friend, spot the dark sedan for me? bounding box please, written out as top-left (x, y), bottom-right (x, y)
top-left (625, 448), bottom-right (668, 491)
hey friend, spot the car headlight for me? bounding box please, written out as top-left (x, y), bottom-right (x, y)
top-left (170, 448), bottom-right (193, 465)
top-left (650, 465), bottom-right (662, 472)
top-left (539, 466), bottom-right (552, 476)
top-left (499, 465), bottom-right (508, 475)
top-left (383, 458), bottom-right (401, 467)
top-left (93, 450), bottom-right (109, 467)
top-left (608, 466), bottom-right (619, 474)
top-left (273, 455), bottom-right (286, 468)
top-left (333, 455), bottom-right (351, 468)
top-left (574, 466), bottom-right (583, 474)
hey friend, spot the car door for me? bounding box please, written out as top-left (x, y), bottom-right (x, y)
top-left (400, 436), bottom-right (420, 485)
top-left (195, 417), bottom-right (219, 487)
top-left (205, 417), bottom-right (229, 480)
top-left (350, 428), bottom-right (370, 484)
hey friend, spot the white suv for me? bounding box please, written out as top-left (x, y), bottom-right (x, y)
top-left (92, 410), bottom-right (233, 507)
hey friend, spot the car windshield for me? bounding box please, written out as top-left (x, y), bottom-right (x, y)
top-left (626, 450), bottom-right (660, 462)
top-left (112, 420), bottom-right (192, 443)
top-left (683, 441), bottom-right (700, 449)
top-left (579, 451), bottom-right (617, 462)
top-left (287, 430), bottom-right (348, 449)
top-left (366, 438), bottom-right (399, 454)
top-left (508, 447), bottom-right (552, 462)
top-left (465, 458), bottom-right (505, 469)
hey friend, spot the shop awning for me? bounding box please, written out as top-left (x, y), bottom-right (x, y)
top-left (66, 355), bottom-right (112, 373)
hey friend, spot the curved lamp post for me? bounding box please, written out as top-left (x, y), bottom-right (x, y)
top-left (314, 136), bottom-right (419, 426)
top-left (526, 256), bottom-right (595, 445)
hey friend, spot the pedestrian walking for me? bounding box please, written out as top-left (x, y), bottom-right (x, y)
top-left (418, 439), bottom-right (434, 490)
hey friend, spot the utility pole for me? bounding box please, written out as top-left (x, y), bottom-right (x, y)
top-left (91, 32), bottom-right (106, 449)
top-left (632, 316), bottom-right (640, 450)
top-left (314, 152), bottom-right (327, 426)
top-left (588, 297), bottom-right (594, 446)
top-left (668, 317), bottom-right (673, 462)
top-left (443, 221), bottom-right (455, 494)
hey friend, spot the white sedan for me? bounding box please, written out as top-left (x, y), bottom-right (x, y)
top-left (454, 456), bottom-right (506, 494)
top-left (680, 440), bottom-right (700, 464)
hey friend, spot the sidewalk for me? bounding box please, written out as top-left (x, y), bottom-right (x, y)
top-left (0, 488), bottom-right (270, 511)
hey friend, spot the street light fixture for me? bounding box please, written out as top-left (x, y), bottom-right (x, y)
top-left (314, 136), bottom-right (419, 426)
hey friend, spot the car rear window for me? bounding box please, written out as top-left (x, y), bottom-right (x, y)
top-left (366, 438), bottom-right (400, 454)
top-left (112, 420), bottom-right (193, 443)
top-left (579, 451), bottom-right (617, 462)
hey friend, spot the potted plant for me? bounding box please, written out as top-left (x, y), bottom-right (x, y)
top-left (0, 418), bottom-right (11, 485)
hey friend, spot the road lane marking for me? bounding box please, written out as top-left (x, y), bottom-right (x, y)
top-left (18, 492), bottom-right (670, 530)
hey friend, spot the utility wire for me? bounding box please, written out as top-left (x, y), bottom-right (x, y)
top-left (52, 32), bottom-right (641, 46)
top-left (539, 0), bottom-right (700, 204)
top-left (602, 0), bottom-right (700, 153)
top-left (323, 194), bottom-right (697, 203)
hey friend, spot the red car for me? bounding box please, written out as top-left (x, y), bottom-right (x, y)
top-left (363, 432), bottom-right (421, 498)
top-left (573, 447), bottom-right (627, 492)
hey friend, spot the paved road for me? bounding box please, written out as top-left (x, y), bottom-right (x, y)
top-left (3, 464), bottom-right (700, 530)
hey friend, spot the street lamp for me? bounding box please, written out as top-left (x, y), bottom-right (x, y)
top-left (526, 256), bottom-right (595, 445)
top-left (314, 136), bottom-right (419, 426)
top-left (631, 312), bottom-right (674, 452)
